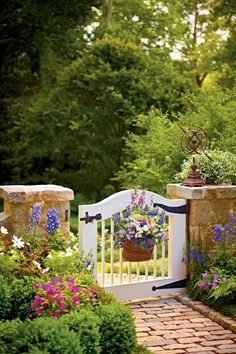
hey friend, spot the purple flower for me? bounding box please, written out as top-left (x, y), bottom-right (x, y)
top-left (32, 282), bottom-right (40, 289)
top-left (148, 209), bottom-right (158, 216)
top-left (213, 225), bottom-right (222, 241)
top-left (51, 311), bottom-right (60, 317)
top-left (229, 213), bottom-right (234, 227)
top-left (34, 296), bottom-right (43, 304)
top-left (59, 303), bottom-right (67, 310)
top-left (197, 283), bottom-right (205, 289)
top-left (52, 276), bottom-right (64, 283)
top-left (46, 208), bottom-right (59, 234)
top-left (55, 295), bottom-right (64, 303)
top-left (28, 203), bottom-right (42, 231)
top-left (202, 273), bottom-right (209, 279)
top-left (124, 206), bottom-right (131, 218)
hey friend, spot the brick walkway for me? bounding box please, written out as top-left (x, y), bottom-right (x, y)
top-left (128, 295), bottom-right (236, 354)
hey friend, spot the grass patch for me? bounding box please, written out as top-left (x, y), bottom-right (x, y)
top-left (97, 257), bottom-right (168, 276)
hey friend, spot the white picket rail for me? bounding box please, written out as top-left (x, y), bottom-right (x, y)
top-left (78, 189), bottom-right (186, 301)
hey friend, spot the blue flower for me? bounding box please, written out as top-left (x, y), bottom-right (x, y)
top-left (46, 208), bottom-right (59, 234)
top-left (29, 203), bottom-right (42, 231)
top-left (213, 225), bottom-right (223, 242)
top-left (147, 209), bottom-right (158, 216)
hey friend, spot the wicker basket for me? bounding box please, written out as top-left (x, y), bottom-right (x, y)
top-left (122, 240), bottom-right (154, 262)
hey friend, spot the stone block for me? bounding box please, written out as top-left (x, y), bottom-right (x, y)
top-left (0, 185), bottom-right (74, 236)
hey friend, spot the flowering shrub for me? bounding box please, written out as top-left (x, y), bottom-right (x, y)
top-left (31, 276), bottom-right (98, 317)
top-left (0, 202), bottom-right (68, 276)
top-left (113, 189), bottom-right (168, 250)
top-left (211, 212), bottom-right (236, 253)
top-left (186, 211), bottom-right (236, 318)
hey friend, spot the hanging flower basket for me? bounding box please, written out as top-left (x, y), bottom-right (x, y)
top-left (122, 240), bottom-right (154, 262)
top-left (113, 190), bottom-right (168, 262)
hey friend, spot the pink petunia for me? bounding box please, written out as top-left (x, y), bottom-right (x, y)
top-left (59, 303), bottom-right (67, 310)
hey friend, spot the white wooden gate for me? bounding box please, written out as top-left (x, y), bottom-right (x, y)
top-left (78, 189), bottom-right (187, 301)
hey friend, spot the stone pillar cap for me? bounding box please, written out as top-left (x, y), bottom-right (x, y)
top-left (0, 184), bottom-right (74, 203)
top-left (167, 183), bottom-right (236, 200)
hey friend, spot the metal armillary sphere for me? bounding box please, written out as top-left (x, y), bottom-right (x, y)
top-left (180, 126), bottom-right (208, 187)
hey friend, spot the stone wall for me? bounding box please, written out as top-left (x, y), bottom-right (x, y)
top-left (167, 184), bottom-right (236, 249)
top-left (0, 185), bottom-right (74, 236)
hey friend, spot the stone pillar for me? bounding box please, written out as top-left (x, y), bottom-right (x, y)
top-left (167, 184), bottom-right (236, 249)
top-left (0, 185), bottom-right (74, 236)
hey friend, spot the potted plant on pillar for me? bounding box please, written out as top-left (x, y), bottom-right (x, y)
top-left (113, 190), bottom-right (168, 262)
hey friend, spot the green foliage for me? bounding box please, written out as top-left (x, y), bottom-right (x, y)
top-left (117, 86), bottom-right (236, 194)
top-left (13, 317), bottom-right (82, 354)
top-left (7, 35), bottom-right (192, 197)
top-left (0, 319), bottom-right (22, 354)
top-left (8, 276), bottom-right (37, 321)
top-left (95, 302), bottom-right (136, 354)
top-left (61, 310), bottom-right (101, 354)
top-left (177, 149), bottom-right (236, 185)
top-left (0, 276), bottom-right (37, 321)
top-left (116, 109), bottom-right (183, 195)
top-left (0, 276), bottom-right (11, 320)
top-left (208, 276), bottom-right (236, 300)
top-left (44, 249), bottom-right (93, 277)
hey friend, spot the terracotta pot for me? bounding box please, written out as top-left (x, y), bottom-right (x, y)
top-left (122, 240), bottom-right (154, 262)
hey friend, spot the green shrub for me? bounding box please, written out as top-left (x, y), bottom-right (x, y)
top-left (14, 317), bottom-right (82, 354)
top-left (61, 310), bottom-right (101, 354)
top-left (95, 302), bottom-right (136, 354)
top-left (0, 276), bottom-right (11, 320)
top-left (177, 149), bottom-right (236, 185)
top-left (0, 319), bottom-right (21, 354)
top-left (9, 276), bottom-right (37, 320)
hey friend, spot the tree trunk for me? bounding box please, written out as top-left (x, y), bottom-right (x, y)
top-left (101, 0), bottom-right (113, 29)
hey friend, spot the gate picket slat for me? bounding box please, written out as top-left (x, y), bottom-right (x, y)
top-left (101, 221), bottom-right (105, 287)
top-left (153, 244), bottom-right (157, 279)
top-left (119, 248), bottom-right (123, 284)
top-left (162, 241), bottom-right (166, 278)
top-left (110, 218), bottom-right (114, 285)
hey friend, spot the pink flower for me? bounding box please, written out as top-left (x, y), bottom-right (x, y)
top-left (36, 308), bottom-right (43, 314)
top-left (32, 282), bottom-right (40, 289)
top-left (70, 285), bottom-right (81, 292)
top-left (146, 217), bottom-right (155, 229)
top-left (55, 295), bottom-right (64, 303)
top-left (72, 295), bottom-right (79, 302)
top-left (50, 311), bottom-right (60, 317)
top-left (34, 295), bottom-right (43, 304)
top-left (59, 303), bottom-right (67, 310)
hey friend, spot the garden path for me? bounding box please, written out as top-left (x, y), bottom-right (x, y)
top-left (127, 294), bottom-right (236, 354)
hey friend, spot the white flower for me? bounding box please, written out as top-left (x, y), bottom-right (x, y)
top-left (33, 260), bottom-right (41, 269)
top-left (140, 38), bottom-right (149, 45)
top-left (12, 235), bottom-right (25, 249)
top-left (41, 267), bottom-right (50, 275)
top-left (65, 247), bottom-right (73, 257)
top-left (131, 15), bottom-right (139, 22)
top-left (59, 251), bottom-right (66, 257)
top-left (142, 225), bottom-right (149, 232)
top-left (1, 226), bottom-right (8, 235)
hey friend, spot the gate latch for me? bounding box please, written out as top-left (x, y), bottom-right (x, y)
top-left (80, 211), bottom-right (102, 224)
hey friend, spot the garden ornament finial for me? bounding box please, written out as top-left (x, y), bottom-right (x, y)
top-left (179, 125), bottom-right (211, 187)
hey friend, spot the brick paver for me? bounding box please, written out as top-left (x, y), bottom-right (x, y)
top-left (127, 295), bottom-right (236, 353)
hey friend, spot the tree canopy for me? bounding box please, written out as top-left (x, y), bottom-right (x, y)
top-left (0, 0), bottom-right (235, 199)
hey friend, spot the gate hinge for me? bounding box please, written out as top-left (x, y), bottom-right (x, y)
top-left (80, 212), bottom-right (102, 224)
